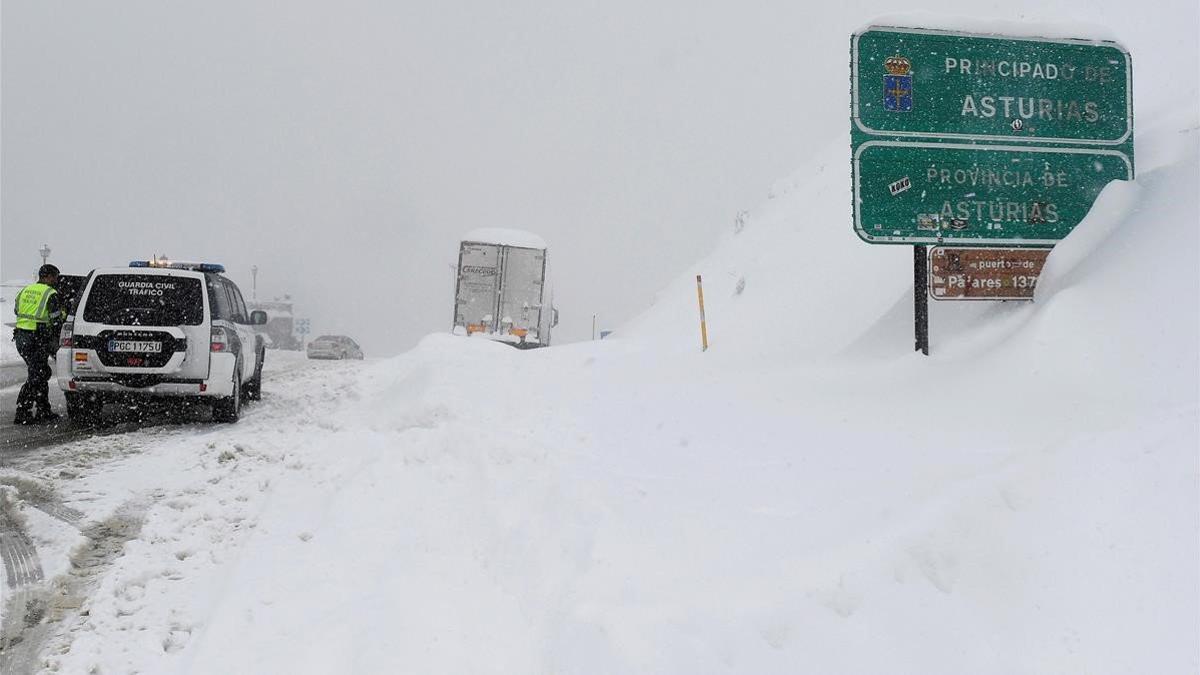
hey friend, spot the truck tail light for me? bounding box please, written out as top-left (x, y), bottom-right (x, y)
top-left (60, 320), bottom-right (74, 347)
top-left (211, 326), bottom-right (230, 352)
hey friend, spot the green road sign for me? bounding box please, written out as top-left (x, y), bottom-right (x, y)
top-left (852, 27), bottom-right (1132, 145)
top-left (855, 142), bottom-right (1131, 245)
top-left (851, 26), bottom-right (1134, 246)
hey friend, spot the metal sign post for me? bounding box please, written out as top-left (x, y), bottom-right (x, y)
top-left (914, 246), bottom-right (929, 355)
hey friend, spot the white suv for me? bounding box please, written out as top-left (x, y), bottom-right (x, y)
top-left (57, 261), bottom-right (267, 423)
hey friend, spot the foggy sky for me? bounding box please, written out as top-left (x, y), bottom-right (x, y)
top-left (3, 1), bottom-right (1195, 354)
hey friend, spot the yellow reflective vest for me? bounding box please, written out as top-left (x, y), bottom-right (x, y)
top-left (14, 282), bottom-right (62, 331)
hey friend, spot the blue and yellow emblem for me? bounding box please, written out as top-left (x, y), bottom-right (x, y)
top-left (883, 55), bottom-right (912, 112)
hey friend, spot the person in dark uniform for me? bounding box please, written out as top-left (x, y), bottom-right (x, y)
top-left (12, 264), bottom-right (65, 424)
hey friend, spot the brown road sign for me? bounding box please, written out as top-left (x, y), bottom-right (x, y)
top-left (929, 247), bottom-right (1050, 300)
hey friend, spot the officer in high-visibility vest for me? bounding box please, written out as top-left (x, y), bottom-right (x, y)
top-left (12, 264), bottom-right (65, 424)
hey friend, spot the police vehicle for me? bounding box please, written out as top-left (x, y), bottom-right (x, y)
top-left (57, 259), bottom-right (267, 423)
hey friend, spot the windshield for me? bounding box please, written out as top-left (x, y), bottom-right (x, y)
top-left (82, 274), bottom-right (205, 326)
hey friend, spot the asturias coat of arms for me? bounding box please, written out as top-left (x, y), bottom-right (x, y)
top-left (883, 55), bottom-right (913, 112)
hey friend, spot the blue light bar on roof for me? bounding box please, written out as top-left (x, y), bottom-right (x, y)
top-left (128, 260), bottom-right (225, 273)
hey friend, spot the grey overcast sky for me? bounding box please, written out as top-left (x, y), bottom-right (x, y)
top-left (3, 1), bottom-right (1195, 354)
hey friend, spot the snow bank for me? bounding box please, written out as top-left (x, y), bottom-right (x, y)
top-left (462, 228), bottom-right (548, 249)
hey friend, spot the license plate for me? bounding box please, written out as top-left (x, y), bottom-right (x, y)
top-left (109, 340), bottom-right (162, 353)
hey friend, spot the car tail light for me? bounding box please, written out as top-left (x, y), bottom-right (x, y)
top-left (60, 320), bottom-right (74, 347)
top-left (211, 326), bottom-right (230, 352)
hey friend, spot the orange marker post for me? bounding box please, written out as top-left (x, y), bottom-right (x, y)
top-left (696, 274), bottom-right (709, 352)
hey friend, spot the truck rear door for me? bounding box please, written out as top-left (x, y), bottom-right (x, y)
top-left (497, 246), bottom-right (546, 339)
top-left (454, 242), bottom-right (501, 333)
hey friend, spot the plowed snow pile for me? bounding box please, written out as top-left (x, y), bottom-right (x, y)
top-left (33, 85), bottom-right (1198, 675)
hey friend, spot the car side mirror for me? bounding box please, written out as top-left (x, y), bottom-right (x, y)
top-left (552, 308), bottom-right (560, 327)
top-left (250, 310), bottom-right (268, 325)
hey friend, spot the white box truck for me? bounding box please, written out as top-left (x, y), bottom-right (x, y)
top-left (248, 299), bottom-right (301, 350)
top-left (452, 229), bottom-right (557, 349)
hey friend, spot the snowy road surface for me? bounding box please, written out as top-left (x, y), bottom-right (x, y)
top-left (0, 351), bottom-right (354, 672)
top-left (1, 383), bottom-right (79, 458)
top-left (1, 361), bottom-right (214, 457)
top-left (0, 363), bottom-right (26, 390)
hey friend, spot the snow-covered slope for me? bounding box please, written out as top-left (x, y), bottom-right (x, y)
top-left (622, 101), bottom-right (1198, 410)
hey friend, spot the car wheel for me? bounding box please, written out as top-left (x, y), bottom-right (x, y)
top-left (244, 348), bottom-right (265, 401)
top-left (212, 365), bottom-right (241, 423)
top-left (65, 391), bottom-right (103, 425)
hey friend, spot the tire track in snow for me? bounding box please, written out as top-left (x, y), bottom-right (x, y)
top-left (0, 507), bottom-right (145, 675)
top-left (0, 479), bottom-right (86, 673)
top-left (0, 477), bottom-right (86, 530)
top-left (0, 511), bottom-right (47, 675)
top-left (31, 502), bottom-right (85, 528)
top-left (0, 523), bottom-right (43, 589)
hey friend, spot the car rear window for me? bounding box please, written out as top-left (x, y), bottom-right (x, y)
top-left (82, 274), bottom-right (205, 326)
top-left (56, 275), bottom-right (89, 314)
